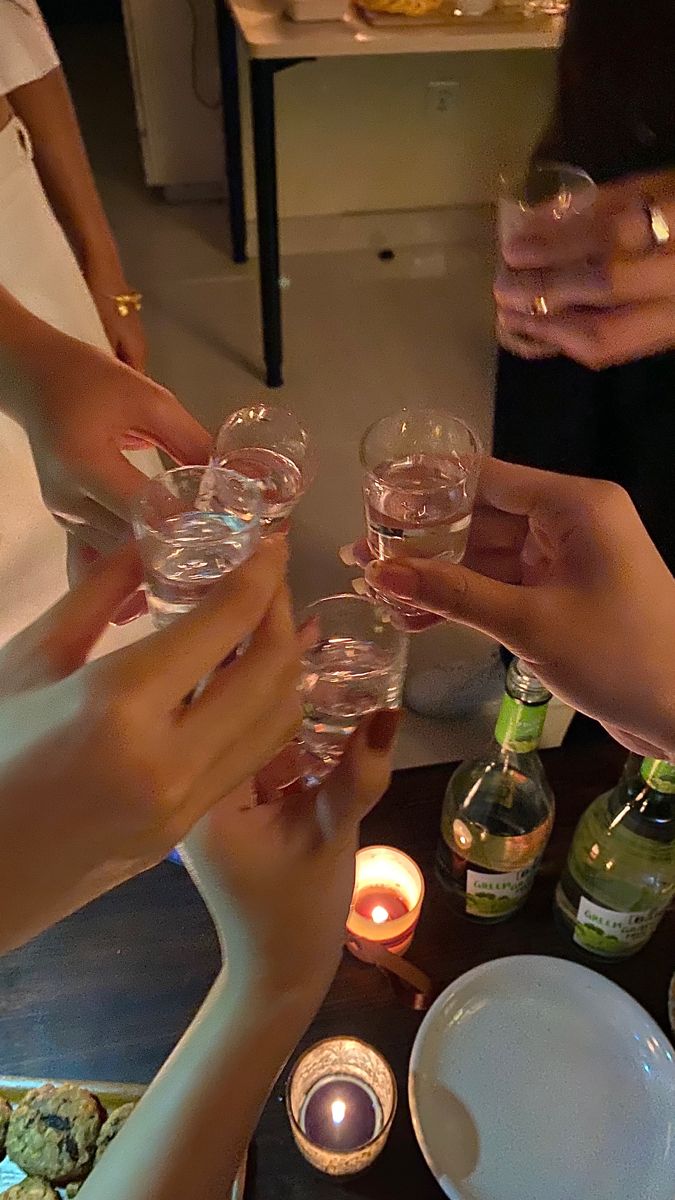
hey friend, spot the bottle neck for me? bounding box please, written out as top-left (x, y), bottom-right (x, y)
top-left (494, 691), bottom-right (550, 753)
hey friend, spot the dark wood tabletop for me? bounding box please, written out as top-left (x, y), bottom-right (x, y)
top-left (0, 725), bottom-right (672, 1199)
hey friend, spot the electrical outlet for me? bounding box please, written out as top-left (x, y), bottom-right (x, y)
top-left (427, 80), bottom-right (459, 115)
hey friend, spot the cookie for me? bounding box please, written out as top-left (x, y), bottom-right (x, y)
top-left (0, 1097), bottom-right (11, 1158)
top-left (1, 1181), bottom-right (59, 1200)
top-left (6, 1085), bottom-right (102, 1184)
top-left (95, 1102), bottom-right (136, 1162)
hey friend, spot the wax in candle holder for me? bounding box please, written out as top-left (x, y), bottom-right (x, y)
top-left (347, 845), bottom-right (425, 955)
top-left (286, 1037), bottom-right (397, 1176)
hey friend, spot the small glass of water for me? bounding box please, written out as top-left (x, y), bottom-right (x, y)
top-left (256, 594), bottom-right (406, 799)
top-left (132, 465), bottom-right (263, 628)
top-left (360, 407), bottom-right (482, 571)
top-left (212, 404), bottom-right (317, 534)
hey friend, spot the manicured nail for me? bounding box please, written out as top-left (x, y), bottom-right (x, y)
top-left (366, 709), bottom-right (402, 752)
top-left (351, 577), bottom-right (370, 596)
top-left (365, 560), bottom-right (421, 598)
top-left (338, 543), bottom-right (358, 566)
top-left (111, 590), bottom-right (147, 626)
top-left (297, 616), bottom-right (320, 649)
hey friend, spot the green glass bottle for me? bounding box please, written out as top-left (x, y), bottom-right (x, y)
top-left (555, 757), bottom-right (675, 959)
top-left (436, 658), bottom-right (555, 922)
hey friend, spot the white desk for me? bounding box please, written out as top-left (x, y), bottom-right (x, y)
top-left (213, 0), bottom-right (562, 383)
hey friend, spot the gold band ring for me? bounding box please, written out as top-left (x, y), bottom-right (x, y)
top-left (531, 294), bottom-right (549, 317)
top-left (644, 200), bottom-right (671, 249)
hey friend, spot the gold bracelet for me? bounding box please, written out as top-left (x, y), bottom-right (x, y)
top-left (111, 290), bottom-right (143, 317)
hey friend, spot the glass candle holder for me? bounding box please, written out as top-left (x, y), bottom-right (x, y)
top-left (212, 404), bottom-right (317, 533)
top-left (132, 465), bottom-right (262, 628)
top-left (347, 845), bottom-right (425, 955)
top-left (286, 1037), bottom-right (397, 1176)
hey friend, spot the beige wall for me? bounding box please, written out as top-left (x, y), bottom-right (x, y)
top-left (241, 50), bottom-right (556, 218)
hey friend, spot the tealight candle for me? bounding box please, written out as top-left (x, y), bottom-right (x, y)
top-left (286, 1037), bottom-right (397, 1176)
top-left (347, 845), bottom-right (425, 955)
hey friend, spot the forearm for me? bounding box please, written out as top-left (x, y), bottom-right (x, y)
top-left (9, 67), bottom-right (123, 277)
top-left (79, 969), bottom-right (316, 1200)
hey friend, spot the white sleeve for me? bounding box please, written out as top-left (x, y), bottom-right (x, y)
top-left (0, 0), bottom-right (60, 96)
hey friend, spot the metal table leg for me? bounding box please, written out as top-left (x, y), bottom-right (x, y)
top-left (250, 58), bottom-right (283, 388)
top-left (215, 1), bottom-right (247, 264)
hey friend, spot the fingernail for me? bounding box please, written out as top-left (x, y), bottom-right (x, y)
top-left (366, 709), bottom-right (402, 752)
top-left (338, 543), bottom-right (358, 566)
top-left (111, 590), bottom-right (147, 626)
top-left (297, 616), bottom-right (319, 649)
top-left (365, 560), bottom-right (421, 598)
top-left (351, 577), bottom-right (370, 597)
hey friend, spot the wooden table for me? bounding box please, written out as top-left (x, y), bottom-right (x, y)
top-left (213, 0), bottom-right (562, 386)
top-left (0, 731), bottom-right (672, 1199)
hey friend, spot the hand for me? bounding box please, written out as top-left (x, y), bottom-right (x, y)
top-left (184, 711), bottom-right (400, 1001)
top-left (0, 537), bottom-right (304, 953)
top-left (363, 458), bottom-right (675, 759)
top-left (18, 331), bottom-right (210, 554)
top-left (495, 169), bottom-right (675, 369)
top-left (338, 540), bottom-right (443, 633)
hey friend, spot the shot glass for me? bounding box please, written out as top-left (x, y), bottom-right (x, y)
top-left (212, 404), bottom-right (317, 533)
top-left (497, 161), bottom-right (596, 352)
top-left (255, 594), bottom-right (406, 800)
top-left (359, 408), bottom-right (481, 617)
top-left (132, 465), bottom-right (262, 628)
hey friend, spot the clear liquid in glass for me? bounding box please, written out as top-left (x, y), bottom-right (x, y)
top-left (215, 447), bottom-right (304, 529)
top-left (146, 510), bottom-right (258, 627)
top-left (364, 453), bottom-right (472, 563)
top-left (301, 636), bottom-right (404, 765)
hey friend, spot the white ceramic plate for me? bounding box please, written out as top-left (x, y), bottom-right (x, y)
top-left (409, 955), bottom-right (675, 1200)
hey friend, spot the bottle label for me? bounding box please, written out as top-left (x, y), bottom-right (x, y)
top-left (466, 866), bottom-right (536, 918)
top-left (494, 695), bottom-right (548, 753)
top-left (641, 758), bottom-right (675, 794)
top-left (573, 897), bottom-right (666, 956)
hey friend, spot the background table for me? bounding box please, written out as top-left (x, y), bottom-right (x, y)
top-left (213, 0), bottom-right (562, 386)
top-left (0, 728), bottom-right (672, 1198)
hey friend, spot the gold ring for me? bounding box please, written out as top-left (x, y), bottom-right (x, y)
top-left (531, 294), bottom-right (549, 317)
top-left (644, 199), bottom-right (670, 249)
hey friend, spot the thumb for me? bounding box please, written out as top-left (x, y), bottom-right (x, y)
top-left (365, 557), bottom-right (537, 654)
top-left (0, 544), bottom-right (143, 691)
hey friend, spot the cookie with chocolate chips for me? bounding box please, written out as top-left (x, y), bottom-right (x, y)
top-left (95, 1102), bottom-right (136, 1162)
top-left (6, 1085), bottom-right (102, 1184)
top-left (1, 1181), bottom-right (59, 1199)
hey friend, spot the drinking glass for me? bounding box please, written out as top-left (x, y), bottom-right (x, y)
top-left (212, 404), bottom-right (317, 533)
top-left (132, 465), bottom-right (262, 628)
top-left (497, 161), bottom-right (596, 353)
top-left (360, 406), bottom-right (482, 574)
top-left (255, 594), bottom-right (407, 799)
top-left (524, 0), bottom-right (569, 14)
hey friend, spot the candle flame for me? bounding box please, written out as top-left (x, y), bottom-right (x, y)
top-left (331, 1099), bottom-right (347, 1125)
top-left (371, 905), bottom-right (389, 925)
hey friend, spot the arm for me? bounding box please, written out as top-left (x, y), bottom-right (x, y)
top-left (77, 716), bottom-right (399, 1200)
top-left (9, 63), bottom-right (146, 366)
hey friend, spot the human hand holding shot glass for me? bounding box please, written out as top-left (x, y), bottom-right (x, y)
top-left (212, 404), bottom-right (317, 534)
top-left (132, 465), bottom-right (263, 628)
top-left (496, 161), bottom-right (597, 359)
top-left (256, 594), bottom-right (406, 798)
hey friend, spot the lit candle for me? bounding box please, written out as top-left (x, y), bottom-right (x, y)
top-left (347, 845), bottom-right (425, 955)
top-left (286, 1037), bottom-right (397, 1176)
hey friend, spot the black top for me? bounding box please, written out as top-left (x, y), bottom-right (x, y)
top-left (541, 0), bottom-right (675, 181)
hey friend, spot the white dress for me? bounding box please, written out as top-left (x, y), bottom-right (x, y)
top-left (0, 2), bottom-right (159, 652)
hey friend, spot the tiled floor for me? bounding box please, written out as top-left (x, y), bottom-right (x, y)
top-left (56, 18), bottom-right (529, 767)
